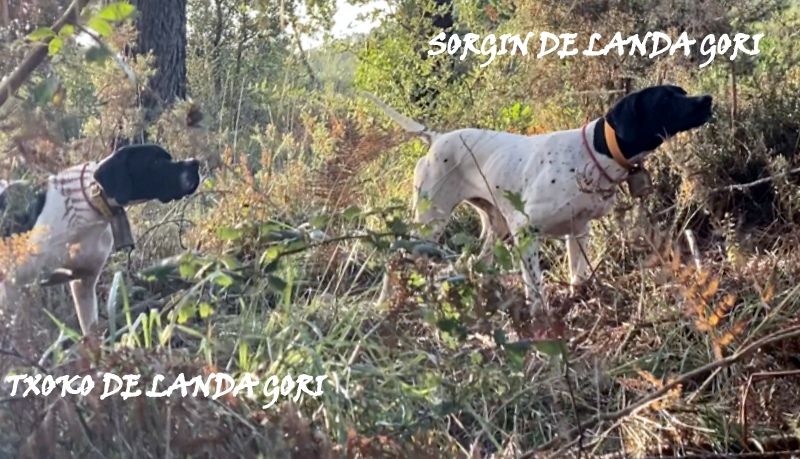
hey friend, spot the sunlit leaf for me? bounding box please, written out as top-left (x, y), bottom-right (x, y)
top-left (212, 271), bottom-right (234, 288)
top-left (88, 17), bottom-right (113, 37)
top-left (58, 24), bottom-right (75, 37)
top-left (198, 302), bottom-right (214, 319)
top-left (28, 27), bottom-right (55, 41)
top-left (97, 2), bottom-right (136, 21)
top-left (176, 304), bottom-right (195, 324)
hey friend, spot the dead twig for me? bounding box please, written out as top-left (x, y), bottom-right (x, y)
top-left (740, 369), bottom-right (800, 446)
top-left (523, 323), bottom-right (800, 458)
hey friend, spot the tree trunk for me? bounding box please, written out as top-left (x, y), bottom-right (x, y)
top-left (130, 0), bottom-right (187, 119)
top-left (1, 0), bottom-right (9, 28)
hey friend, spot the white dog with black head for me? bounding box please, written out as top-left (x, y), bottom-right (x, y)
top-left (370, 85), bottom-right (713, 315)
top-left (0, 144), bottom-right (200, 335)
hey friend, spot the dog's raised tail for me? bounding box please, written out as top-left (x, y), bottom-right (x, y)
top-left (361, 92), bottom-right (437, 144)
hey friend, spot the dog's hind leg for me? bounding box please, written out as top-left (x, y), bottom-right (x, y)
top-left (468, 199), bottom-right (511, 265)
top-left (566, 226), bottom-right (591, 294)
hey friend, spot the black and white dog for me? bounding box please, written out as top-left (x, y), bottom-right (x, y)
top-left (0, 144), bottom-right (200, 335)
top-left (371, 85), bottom-right (713, 313)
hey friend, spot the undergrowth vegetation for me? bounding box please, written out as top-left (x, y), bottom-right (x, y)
top-left (3, 0), bottom-right (800, 458)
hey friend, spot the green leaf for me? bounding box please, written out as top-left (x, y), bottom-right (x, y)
top-left (436, 318), bottom-right (467, 339)
top-left (493, 244), bottom-right (513, 269)
top-left (47, 37), bottom-right (63, 56)
top-left (198, 302), bottom-right (214, 319)
top-left (387, 218), bottom-right (408, 235)
top-left (58, 24), bottom-right (75, 37)
top-left (309, 214), bottom-right (329, 229)
top-left (216, 226), bottom-right (242, 241)
top-left (176, 303), bottom-right (195, 324)
top-left (342, 205), bottom-right (362, 221)
top-left (493, 328), bottom-right (508, 346)
top-left (532, 339), bottom-right (568, 359)
top-left (506, 341), bottom-right (530, 370)
top-left (88, 17), bottom-right (113, 37)
top-left (97, 2), bottom-right (136, 21)
top-left (85, 46), bottom-right (111, 63)
top-left (28, 27), bottom-right (55, 41)
top-left (502, 190), bottom-right (526, 214)
top-left (179, 261), bottom-right (197, 279)
top-left (211, 271), bottom-right (234, 288)
top-left (267, 274), bottom-right (287, 291)
top-left (259, 246), bottom-right (282, 265)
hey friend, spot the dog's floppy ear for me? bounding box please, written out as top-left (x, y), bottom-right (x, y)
top-left (95, 147), bottom-right (133, 205)
top-left (606, 91), bottom-right (643, 143)
top-left (95, 144), bottom-right (173, 205)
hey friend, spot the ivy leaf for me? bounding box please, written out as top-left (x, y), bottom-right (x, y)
top-left (28, 27), bottom-right (55, 41)
top-left (502, 190), bottom-right (526, 214)
top-left (97, 2), bottom-right (136, 22)
top-left (88, 17), bottom-right (113, 37)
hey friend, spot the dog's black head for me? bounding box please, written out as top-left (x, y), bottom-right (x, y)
top-left (605, 84), bottom-right (713, 160)
top-left (94, 144), bottom-right (200, 206)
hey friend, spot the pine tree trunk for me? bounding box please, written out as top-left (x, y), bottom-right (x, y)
top-left (130, 0), bottom-right (187, 118)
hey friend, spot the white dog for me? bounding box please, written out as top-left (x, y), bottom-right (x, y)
top-left (0, 144), bottom-right (200, 335)
top-left (371, 85), bottom-right (713, 313)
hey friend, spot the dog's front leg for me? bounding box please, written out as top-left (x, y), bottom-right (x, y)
top-left (515, 228), bottom-right (544, 315)
top-left (566, 226), bottom-right (591, 294)
top-left (69, 272), bottom-right (100, 335)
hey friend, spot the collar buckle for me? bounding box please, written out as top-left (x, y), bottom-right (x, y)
top-left (625, 166), bottom-right (653, 198)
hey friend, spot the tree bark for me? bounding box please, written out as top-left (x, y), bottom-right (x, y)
top-left (130, 0), bottom-right (187, 119)
top-left (1, 0), bottom-right (9, 28)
